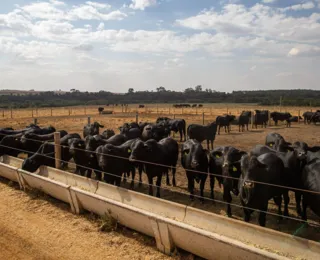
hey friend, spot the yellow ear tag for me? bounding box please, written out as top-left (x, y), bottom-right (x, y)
top-left (128, 149), bottom-right (131, 153)
top-left (90, 154), bottom-right (94, 158)
top-left (287, 149), bottom-right (290, 152)
top-left (269, 144), bottom-right (273, 147)
top-left (233, 166), bottom-right (237, 172)
top-left (216, 155), bottom-right (220, 158)
top-left (184, 151), bottom-right (188, 155)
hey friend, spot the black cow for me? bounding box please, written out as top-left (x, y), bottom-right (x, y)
top-left (310, 111), bottom-right (320, 124)
top-left (98, 107), bottom-right (104, 114)
top-left (239, 153), bottom-right (287, 226)
top-left (83, 122), bottom-right (104, 138)
top-left (68, 138), bottom-right (91, 177)
top-left (21, 130), bottom-right (68, 156)
top-left (210, 146), bottom-right (247, 216)
top-left (0, 133), bottom-right (24, 157)
top-left (139, 104), bottom-right (145, 108)
top-left (96, 139), bottom-right (137, 187)
top-left (301, 158), bottom-right (320, 220)
top-left (187, 122), bottom-right (217, 150)
top-left (192, 104), bottom-right (197, 108)
top-left (120, 127), bottom-right (141, 140)
top-left (0, 125), bottom-right (40, 141)
top-left (156, 117), bottom-right (186, 142)
top-left (285, 116), bottom-right (302, 127)
top-left (141, 124), bottom-right (170, 141)
top-left (101, 129), bottom-right (115, 139)
top-left (270, 112), bottom-right (292, 126)
top-left (129, 138), bottom-right (178, 197)
top-left (21, 134), bottom-right (75, 173)
top-left (198, 104), bottom-right (203, 108)
top-left (181, 139), bottom-right (208, 202)
top-left (232, 111), bottom-right (251, 132)
top-left (216, 115), bottom-right (236, 134)
top-left (265, 133), bottom-right (291, 148)
top-left (302, 111), bottom-right (314, 124)
top-left (253, 110), bottom-right (269, 129)
top-left (120, 122), bottom-right (140, 131)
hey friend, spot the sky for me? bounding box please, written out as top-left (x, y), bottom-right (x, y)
top-left (0, 0), bottom-right (320, 93)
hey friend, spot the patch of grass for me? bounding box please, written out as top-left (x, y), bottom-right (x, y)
top-left (98, 209), bottom-right (118, 232)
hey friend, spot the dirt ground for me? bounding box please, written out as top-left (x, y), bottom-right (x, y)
top-left (0, 177), bottom-right (197, 260)
top-left (0, 104), bottom-right (319, 258)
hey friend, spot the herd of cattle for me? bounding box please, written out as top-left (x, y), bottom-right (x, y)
top-left (0, 111), bottom-right (319, 228)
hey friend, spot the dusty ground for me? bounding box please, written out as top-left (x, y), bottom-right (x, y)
top-left (0, 104), bottom-right (319, 258)
top-left (0, 177), bottom-right (197, 260)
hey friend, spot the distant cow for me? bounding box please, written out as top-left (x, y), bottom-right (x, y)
top-left (83, 122), bottom-right (104, 138)
top-left (187, 122), bottom-right (217, 150)
top-left (253, 110), bottom-right (269, 128)
top-left (141, 124), bottom-right (170, 142)
top-left (302, 111), bottom-right (314, 124)
top-left (216, 115), bottom-right (236, 134)
top-left (232, 111), bottom-right (251, 132)
top-left (156, 117), bottom-right (186, 142)
top-left (270, 112), bottom-right (292, 126)
top-left (139, 104), bottom-right (145, 108)
top-left (101, 129), bottom-right (115, 139)
top-left (192, 104), bottom-right (197, 108)
top-left (310, 111), bottom-right (320, 124)
top-left (98, 107), bottom-right (104, 114)
top-left (285, 116), bottom-right (302, 127)
top-left (198, 104), bottom-right (203, 108)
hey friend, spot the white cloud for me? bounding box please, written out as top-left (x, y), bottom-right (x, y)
top-left (261, 0), bottom-right (276, 4)
top-left (49, 0), bottom-right (66, 6)
top-left (176, 3), bottom-right (320, 43)
top-left (129, 0), bottom-right (157, 10)
top-left (73, 43), bottom-right (94, 51)
top-left (281, 2), bottom-right (315, 12)
top-left (276, 72), bottom-right (292, 77)
top-left (97, 22), bottom-right (104, 31)
top-left (250, 65), bottom-right (257, 71)
top-left (288, 47), bottom-right (300, 56)
top-left (85, 1), bottom-right (111, 10)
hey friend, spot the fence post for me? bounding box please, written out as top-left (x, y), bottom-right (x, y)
top-left (268, 111), bottom-right (271, 126)
top-left (10, 107), bottom-right (13, 119)
top-left (182, 107), bottom-right (183, 115)
top-left (251, 111), bottom-right (254, 129)
top-left (69, 109), bottom-right (71, 116)
top-left (157, 104), bottom-right (159, 115)
top-left (202, 112), bottom-right (205, 125)
top-left (136, 112), bottom-right (139, 123)
top-left (34, 118), bottom-right (37, 125)
top-left (54, 132), bottom-right (61, 170)
top-left (84, 106), bottom-right (86, 115)
top-left (2, 110), bottom-right (4, 118)
top-left (51, 108), bottom-right (53, 117)
top-left (298, 110), bottom-right (300, 124)
top-left (88, 116), bottom-right (91, 125)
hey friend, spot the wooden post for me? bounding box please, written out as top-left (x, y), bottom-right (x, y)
top-left (136, 112), bottom-right (138, 123)
top-left (54, 132), bottom-right (61, 170)
top-left (182, 107), bottom-right (183, 115)
top-left (251, 111), bottom-right (254, 129)
top-left (88, 116), bottom-right (91, 125)
top-left (10, 107), bottom-right (13, 119)
top-left (69, 109), bottom-right (71, 116)
top-left (84, 106), bottom-right (86, 115)
top-left (169, 108), bottom-right (170, 115)
top-left (298, 110), bottom-right (300, 124)
top-left (157, 104), bottom-right (159, 115)
top-left (51, 108), bottom-right (53, 117)
top-left (34, 118), bottom-right (37, 125)
top-left (226, 106), bottom-right (229, 115)
top-left (31, 109), bottom-right (33, 118)
top-left (279, 96), bottom-right (282, 112)
top-left (196, 107), bottom-right (198, 115)
top-left (268, 111), bottom-right (271, 126)
top-left (202, 112), bottom-right (205, 125)
top-left (2, 110), bottom-right (4, 118)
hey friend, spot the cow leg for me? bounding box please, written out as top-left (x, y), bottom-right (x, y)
top-left (187, 174), bottom-right (195, 200)
top-left (301, 195), bottom-right (308, 221)
top-left (283, 191), bottom-right (290, 217)
top-left (122, 172), bottom-right (128, 183)
top-left (210, 139), bottom-right (214, 150)
top-left (199, 177), bottom-right (206, 203)
top-left (95, 171), bottom-right (102, 181)
top-left (258, 203), bottom-right (268, 227)
top-left (138, 165), bottom-right (143, 187)
top-left (218, 126), bottom-right (220, 135)
top-left (172, 167), bottom-right (176, 187)
top-left (273, 196), bottom-right (283, 222)
top-left (156, 174), bottom-right (161, 198)
top-left (246, 124), bottom-right (249, 131)
top-left (147, 175), bottom-right (153, 196)
top-left (209, 175), bottom-right (215, 200)
top-left (179, 129), bottom-right (183, 142)
top-left (223, 189), bottom-right (232, 217)
top-left (243, 207), bottom-right (253, 223)
top-left (166, 170), bottom-right (170, 186)
top-left (295, 191), bottom-right (302, 216)
top-left (207, 139), bottom-right (209, 150)
top-left (115, 175), bottom-right (121, 187)
top-left (130, 167), bottom-right (135, 190)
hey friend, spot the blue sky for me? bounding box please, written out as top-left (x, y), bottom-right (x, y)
top-left (0, 0), bottom-right (320, 93)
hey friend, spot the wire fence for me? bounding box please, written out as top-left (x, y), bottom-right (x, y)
top-left (0, 133), bottom-right (320, 230)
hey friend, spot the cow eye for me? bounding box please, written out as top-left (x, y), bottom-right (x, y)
top-left (232, 166), bottom-right (237, 172)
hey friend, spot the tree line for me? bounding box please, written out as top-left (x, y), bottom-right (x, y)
top-left (0, 87), bottom-right (319, 108)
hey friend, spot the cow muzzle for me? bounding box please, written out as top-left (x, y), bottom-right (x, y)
top-left (244, 181), bottom-right (254, 189)
top-left (191, 161), bottom-right (199, 169)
